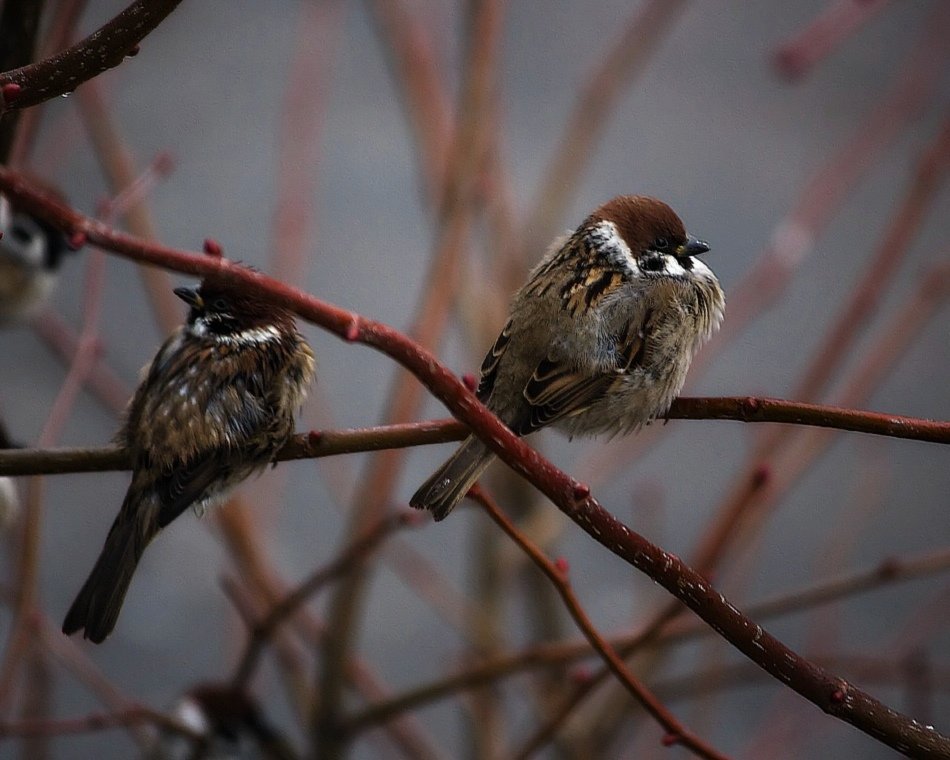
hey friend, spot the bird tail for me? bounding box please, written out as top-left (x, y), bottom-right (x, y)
top-left (410, 437), bottom-right (495, 521)
top-left (62, 495), bottom-right (158, 644)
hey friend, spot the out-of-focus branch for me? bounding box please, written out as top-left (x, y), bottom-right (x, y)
top-left (346, 545), bottom-right (950, 729)
top-left (317, 2), bottom-right (504, 754)
top-left (0, 705), bottom-right (202, 741)
top-left (0, 0), bottom-right (184, 111)
top-left (37, 613), bottom-right (152, 749)
top-left (77, 79), bottom-right (182, 334)
top-left (31, 309), bottom-right (131, 414)
top-left (269, 0), bottom-right (342, 286)
top-left (773, 0), bottom-right (892, 81)
top-left (231, 511), bottom-right (419, 690)
top-left (703, 4), bottom-right (950, 363)
top-left (366, 0), bottom-right (452, 203)
top-left (0, 249), bottom-right (107, 715)
top-left (786, 115), bottom-right (950, 402)
top-left (468, 486), bottom-right (729, 760)
top-left (1, 173), bottom-right (946, 757)
top-left (521, 0), bottom-right (686, 266)
top-left (222, 550), bottom-right (446, 760)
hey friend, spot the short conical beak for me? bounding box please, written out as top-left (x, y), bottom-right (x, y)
top-left (174, 287), bottom-right (203, 309)
top-left (677, 236), bottom-right (710, 257)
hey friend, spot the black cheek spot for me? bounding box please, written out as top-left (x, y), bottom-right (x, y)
top-left (10, 222), bottom-right (34, 244)
top-left (640, 255), bottom-right (665, 272)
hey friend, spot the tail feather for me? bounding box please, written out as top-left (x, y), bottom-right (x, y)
top-left (410, 437), bottom-right (495, 521)
top-left (63, 501), bottom-right (157, 643)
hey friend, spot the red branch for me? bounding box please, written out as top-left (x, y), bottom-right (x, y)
top-left (469, 486), bottom-right (729, 760)
top-left (1, 394), bottom-right (948, 477)
top-left (0, 169), bottom-right (946, 757)
top-left (0, 0), bottom-right (184, 112)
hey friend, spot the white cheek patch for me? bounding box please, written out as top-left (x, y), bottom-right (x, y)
top-left (636, 252), bottom-right (713, 280)
top-left (589, 220), bottom-right (637, 273)
top-left (661, 256), bottom-right (690, 278)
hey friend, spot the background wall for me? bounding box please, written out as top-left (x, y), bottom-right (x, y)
top-left (0, 1), bottom-right (948, 757)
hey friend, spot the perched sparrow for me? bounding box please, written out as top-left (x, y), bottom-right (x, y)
top-left (0, 192), bottom-right (70, 324)
top-left (150, 684), bottom-right (297, 760)
top-left (63, 273), bottom-right (315, 642)
top-left (411, 195), bottom-right (724, 520)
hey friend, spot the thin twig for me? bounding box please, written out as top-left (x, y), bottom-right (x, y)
top-left (232, 511), bottom-right (419, 689)
top-left (468, 486), bottom-right (729, 760)
top-left (77, 77), bottom-right (182, 335)
top-left (344, 545), bottom-right (950, 729)
top-left (30, 309), bottom-right (131, 413)
top-left (3, 395), bottom-right (947, 477)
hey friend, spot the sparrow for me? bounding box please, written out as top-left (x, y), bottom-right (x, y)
top-left (150, 683), bottom-right (297, 760)
top-left (63, 272), bottom-right (315, 642)
top-left (410, 195), bottom-right (724, 520)
top-left (0, 191), bottom-right (70, 324)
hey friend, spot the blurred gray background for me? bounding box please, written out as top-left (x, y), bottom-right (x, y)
top-left (1, 0), bottom-right (948, 757)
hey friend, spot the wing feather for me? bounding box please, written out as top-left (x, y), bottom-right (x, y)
top-left (477, 318), bottom-right (512, 402)
top-left (515, 312), bottom-right (651, 436)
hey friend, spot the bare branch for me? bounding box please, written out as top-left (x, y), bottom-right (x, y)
top-left (3, 396), bottom-right (947, 477)
top-left (469, 486), bottom-right (729, 760)
top-left (0, 0), bottom-right (184, 111)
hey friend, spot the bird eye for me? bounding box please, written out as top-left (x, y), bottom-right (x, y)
top-left (654, 237), bottom-right (669, 251)
top-left (211, 297), bottom-right (229, 311)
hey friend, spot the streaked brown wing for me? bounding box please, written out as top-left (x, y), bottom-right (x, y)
top-left (514, 317), bottom-right (648, 436)
top-left (516, 359), bottom-right (614, 435)
top-left (477, 318), bottom-right (512, 402)
top-left (617, 313), bottom-right (648, 371)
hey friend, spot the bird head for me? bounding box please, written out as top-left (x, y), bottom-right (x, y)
top-left (174, 273), bottom-right (293, 343)
top-left (588, 195), bottom-right (712, 279)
